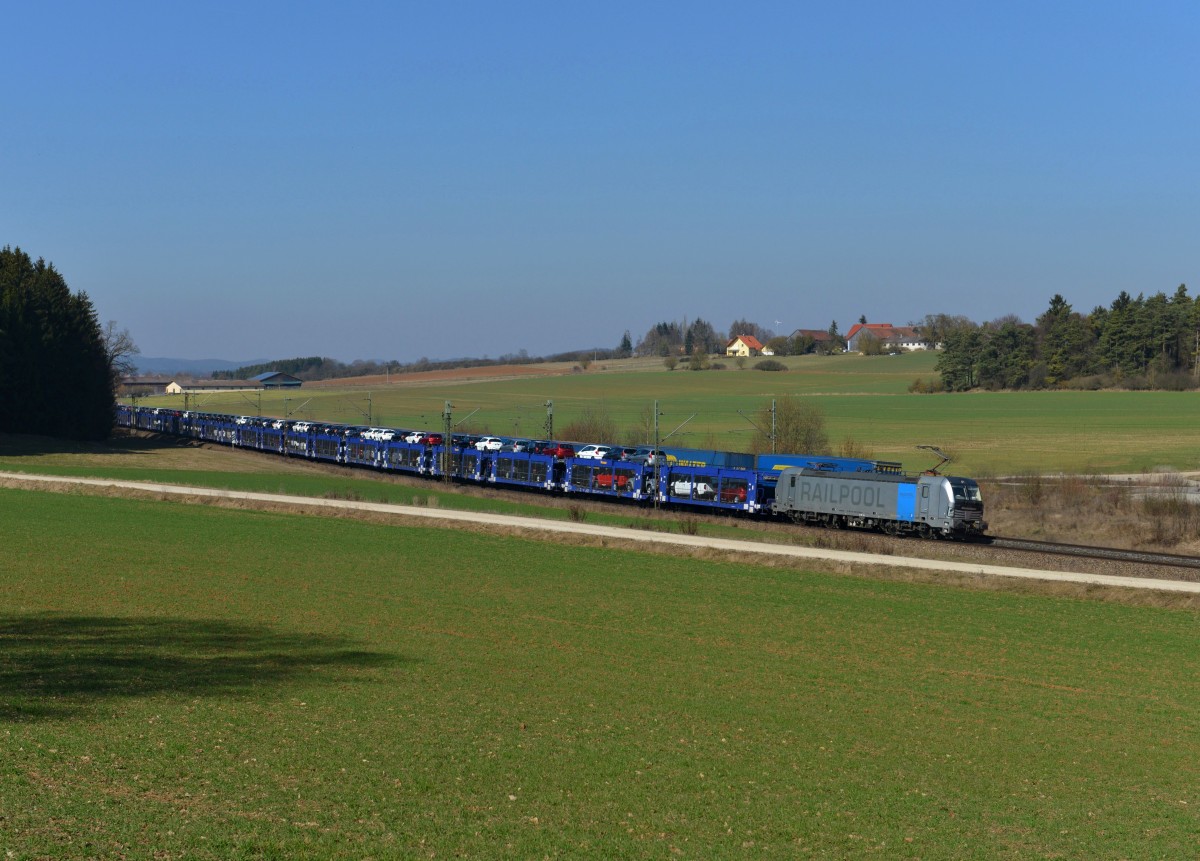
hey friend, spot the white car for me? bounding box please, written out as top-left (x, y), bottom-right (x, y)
top-left (404, 430), bottom-right (426, 444)
top-left (475, 436), bottom-right (504, 451)
top-left (671, 480), bottom-right (716, 499)
top-left (576, 444), bottom-right (616, 460)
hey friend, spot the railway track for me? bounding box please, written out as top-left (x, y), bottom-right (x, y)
top-left (986, 535), bottom-right (1200, 571)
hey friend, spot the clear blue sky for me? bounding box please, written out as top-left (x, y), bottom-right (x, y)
top-left (4, 2), bottom-right (1198, 362)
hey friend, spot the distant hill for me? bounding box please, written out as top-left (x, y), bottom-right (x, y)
top-left (134, 357), bottom-right (271, 377)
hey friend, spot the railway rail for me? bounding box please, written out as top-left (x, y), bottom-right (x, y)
top-left (986, 535), bottom-right (1200, 571)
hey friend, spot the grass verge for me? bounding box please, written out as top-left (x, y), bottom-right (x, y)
top-left (1, 488), bottom-right (1197, 858)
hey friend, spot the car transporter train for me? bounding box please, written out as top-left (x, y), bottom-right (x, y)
top-left (116, 405), bottom-right (987, 539)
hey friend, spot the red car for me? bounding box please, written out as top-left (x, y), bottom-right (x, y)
top-left (545, 442), bottom-right (575, 459)
top-left (719, 485), bottom-right (748, 503)
top-left (594, 473), bottom-right (629, 490)
top-left (423, 433), bottom-right (444, 446)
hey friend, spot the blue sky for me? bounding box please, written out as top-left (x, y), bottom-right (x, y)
top-left (4, 2), bottom-right (1198, 362)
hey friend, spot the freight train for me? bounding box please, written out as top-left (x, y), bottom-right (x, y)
top-left (116, 405), bottom-right (986, 538)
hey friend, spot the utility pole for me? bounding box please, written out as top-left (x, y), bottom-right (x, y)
top-left (771, 399), bottom-right (777, 454)
top-left (543, 400), bottom-right (554, 440)
top-left (442, 400), bottom-right (453, 481)
top-left (652, 400), bottom-right (661, 510)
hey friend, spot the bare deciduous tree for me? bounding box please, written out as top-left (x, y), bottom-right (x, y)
top-left (103, 320), bottom-right (140, 382)
top-left (749, 395), bottom-right (830, 455)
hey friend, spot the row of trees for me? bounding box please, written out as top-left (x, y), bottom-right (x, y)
top-left (0, 246), bottom-right (137, 440)
top-left (936, 287), bottom-right (1200, 391)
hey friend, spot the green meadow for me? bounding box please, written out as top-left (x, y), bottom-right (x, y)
top-left (141, 353), bottom-right (1200, 475)
top-left (2, 487), bottom-right (1197, 859)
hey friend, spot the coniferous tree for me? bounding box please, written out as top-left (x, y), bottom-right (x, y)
top-left (0, 246), bottom-right (114, 440)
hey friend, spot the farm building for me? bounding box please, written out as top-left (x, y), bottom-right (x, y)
top-left (165, 379), bottom-right (265, 394)
top-left (844, 323), bottom-right (928, 353)
top-left (253, 372), bottom-right (303, 388)
top-left (118, 377), bottom-right (173, 396)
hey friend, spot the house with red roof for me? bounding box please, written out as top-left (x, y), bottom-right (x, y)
top-left (725, 334), bottom-right (765, 357)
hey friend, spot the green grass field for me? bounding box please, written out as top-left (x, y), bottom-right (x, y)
top-left (136, 352), bottom-right (1200, 475)
top-left (3, 487), bottom-right (1197, 859)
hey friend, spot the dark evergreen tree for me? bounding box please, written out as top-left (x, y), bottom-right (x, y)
top-left (0, 246), bottom-right (114, 440)
top-left (635, 322), bottom-right (683, 357)
top-left (935, 325), bottom-right (982, 391)
top-left (1036, 294), bottom-right (1096, 384)
top-left (686, 318), bottom-right (721, 354)
top-left (977, 318), bottom-right (1036, 390)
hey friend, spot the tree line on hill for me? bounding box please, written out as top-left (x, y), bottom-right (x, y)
top-left (633, 318), bottom-right (846, 360)
top-left (211, 346), bottom-right (633, 382)
top-left (934, 287), bottom-right (1200, 391)
top-left (0, 246), bottom-right (138, 441)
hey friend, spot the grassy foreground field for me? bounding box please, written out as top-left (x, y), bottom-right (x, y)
top-left (140, 352), bottom-right (1200, 475)
top-left (3, 488), bottom-right (1197, 858)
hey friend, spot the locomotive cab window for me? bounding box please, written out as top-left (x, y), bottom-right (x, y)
top-left (949, 480), bottom-right (982, 502)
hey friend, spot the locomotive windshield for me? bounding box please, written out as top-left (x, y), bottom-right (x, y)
top-left (948, 479), bottom-right (982, 503)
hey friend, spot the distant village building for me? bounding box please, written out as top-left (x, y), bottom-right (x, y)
top-left (844, 323), bottom-right (928, 353)
top-left (725, 334), bottom-right (765, 357)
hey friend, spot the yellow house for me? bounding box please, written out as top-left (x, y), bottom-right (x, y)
top-left (724, 334), bottom-right (764, 357)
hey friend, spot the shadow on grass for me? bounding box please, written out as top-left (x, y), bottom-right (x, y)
top-left (0, 430), bottom-right (202, 459)
top-left (0, 613), bottom-right (401, 722)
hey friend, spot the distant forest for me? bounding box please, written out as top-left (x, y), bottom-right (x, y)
top-left (932, 286), bottom-right (1200, 392)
